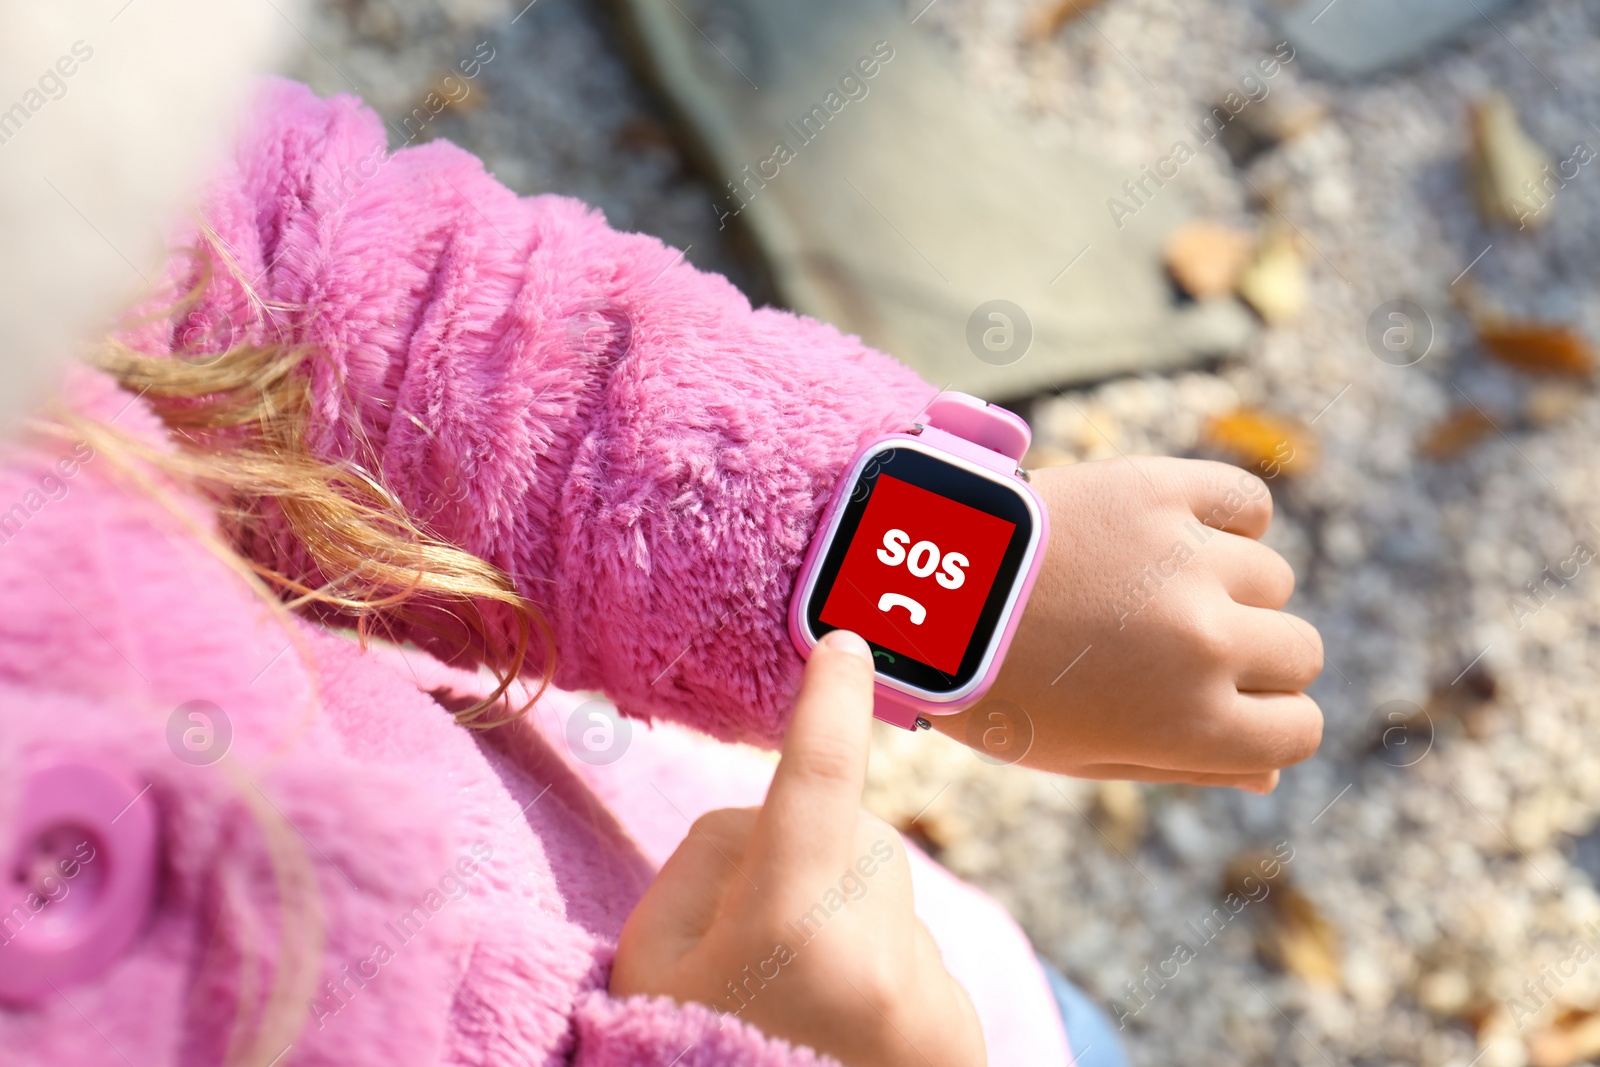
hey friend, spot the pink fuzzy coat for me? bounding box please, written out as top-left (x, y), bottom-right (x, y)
top-left (0, 79), bottom-right (1069, 1064)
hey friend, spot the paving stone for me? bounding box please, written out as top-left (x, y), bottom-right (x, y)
top-left (1281, 0), bottom-right (1528, 80)
top-left (613, 0), bottom-right (1240, 396)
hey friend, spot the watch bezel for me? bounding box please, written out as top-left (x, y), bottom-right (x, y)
top-left (796, 439), bottom-right (1043, 703)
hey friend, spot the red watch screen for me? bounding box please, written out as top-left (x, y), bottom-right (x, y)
top-left (819, 473), bottom-right (1017, 674)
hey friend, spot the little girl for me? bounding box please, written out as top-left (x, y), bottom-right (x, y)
top-left (0, 66), bottom-right (1321, 1067)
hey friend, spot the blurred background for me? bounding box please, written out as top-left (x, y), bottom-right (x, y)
top-left (285, 1), bottom-right (1600, 1064)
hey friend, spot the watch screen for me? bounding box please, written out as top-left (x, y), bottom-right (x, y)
top-left (807, 446), bottom-right (1036, 694)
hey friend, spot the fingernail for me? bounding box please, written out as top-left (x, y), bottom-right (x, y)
top-left (822, 629), bottom-right (872, 661)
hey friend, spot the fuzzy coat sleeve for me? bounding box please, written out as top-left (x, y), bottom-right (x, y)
top-left (139, 77), bottom-right (935, 747)
top-left (569, 992), bottom-right (840, 1066)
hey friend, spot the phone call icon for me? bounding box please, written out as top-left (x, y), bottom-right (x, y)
top-left (877, 592), bottom-right (926, 625)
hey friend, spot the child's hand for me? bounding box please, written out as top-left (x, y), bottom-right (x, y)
top-left (934, 457), bottom-right (1323, 793)
top-left (612, 630), bottom-right (986, 1067)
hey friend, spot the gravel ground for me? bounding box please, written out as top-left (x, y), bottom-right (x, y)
top-left (287, 2), bottom-right (1600, 1064)
top-left (286, 0), bottom-right (772, 299)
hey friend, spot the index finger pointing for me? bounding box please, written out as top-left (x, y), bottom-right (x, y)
top-left (750, 629), bottom-right (877, 878)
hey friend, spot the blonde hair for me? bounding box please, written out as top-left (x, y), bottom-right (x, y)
top-left (90, 245), bottom-right (552, 728)
top-left (37, 241), bottom-right (552, 1067)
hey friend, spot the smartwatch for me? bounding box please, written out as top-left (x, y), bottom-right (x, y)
top-left (788, 392), bottom-right (1050, 730)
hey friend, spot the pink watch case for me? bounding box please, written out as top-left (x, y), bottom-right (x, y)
top-left (788, 393), bottom-right (1049, 730)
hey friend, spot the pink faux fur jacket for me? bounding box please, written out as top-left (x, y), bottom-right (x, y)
top-left (0, 80), bottom-right (1069, 1064)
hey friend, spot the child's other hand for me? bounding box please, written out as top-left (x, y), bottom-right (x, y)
top-left (934, 457), bottom-right (1323, 793)
top-left (612, 630), bottom-right (985, 1067)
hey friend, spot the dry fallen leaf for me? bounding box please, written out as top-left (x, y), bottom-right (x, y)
top-left (1022, 0), bottom-right (1110, 42)
top-left (1419, 408), bottom-right (1497, 461)
top-left (1448, 660), bottom-right (1498, 704)
top-left (896, 806), bottom-right (961, 860)
top-left (1526, 383), bottom-right (1588, 426)
top-left (616, 117), bottom-right (678, 154)
top-left (1469, 91), bottom-right (1553, 230)
top-left (430, 72), bottom-right (489, 116)
top-left (1424, 661), bottom-right (1500, 740)
top-left (1480, 321), bottom-right (1596, 377)
top-left (1164, 220), bottom-right (1255, 300)
top-left (1236, 227), bottom-right (1307, 324)
top-left (1265, 99), bottom-right (1329, 142)
top-left (1259, 886), bottom-right (1343, 985)
top-left (1462, 998), bottom-right (1509, 1038)
top-left (1203, 408), bottom-right (1317, 478)
top-left (1214, 96), bottom-right (1328, 167)
top-left (1222, 848), bottom-right (1291, 898)
top-left (1529, 1007), bottom-right (1600, 1067)
top-left (1221, 850), bottom-right (1342, 985)
top-left (1093, 781), bottom-right (1147, 854)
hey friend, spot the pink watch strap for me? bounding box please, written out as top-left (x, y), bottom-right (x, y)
top-left (874, 687), bottom-right (936, 731)
top-left (920, 393), bottom-right (1031, 468)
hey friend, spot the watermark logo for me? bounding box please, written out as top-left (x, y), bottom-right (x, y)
top-left (564, 298), bottom-right (633, 366)
top-left (565, 699), bottom-right (632, 765)
top-left (0, 835), bottom-right (98, 949)
top-left (0, 440), bottom-right (95, 548)
top-left (1107, 842), bottom-right (1296, 1029)
top-left (1106, 42), bottom-right (1296, 229)
top-left (1511, 141), bottom-right (1596, 231)
top-left (309, 841), bottom-right (493, 1030)
top-left (852, 445), bottom-right (897, 503)
top-left (712, 41), bottom-right (896, 230)
top-left (1509, 536), bottom-right (1596, 630)
top-left (0, 40), bottom-right (94, 149)
top-left (964, 699), bottom-right (1034, 765)
top-left (966, 300), bottom-right (1032, 366)
top-left (175, 307), bottom-right (250, 357)
top-left (166, 700), bottom-right (232, 767)
top-left (1366, 300), bottom-right (1434, 367)
top-left (330, 41), bottom-right (496, 209)
top-left (1367, 699), bottom-right (1432, 768)
top-left (715, 838), bottom-right (896, 1017)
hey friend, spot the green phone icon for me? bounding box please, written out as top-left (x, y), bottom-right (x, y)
top-left (872, 650), bottom-right (895, 664)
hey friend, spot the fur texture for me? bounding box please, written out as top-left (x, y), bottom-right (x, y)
top-left (126, 78), bottom-right (935, 748)
top-left (0, 374), bottom-right (1069, 1064)
top-left (0, 372), bottom-right (830, 1064)
top-left (0, 80), bottom-right (1071, 1065)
